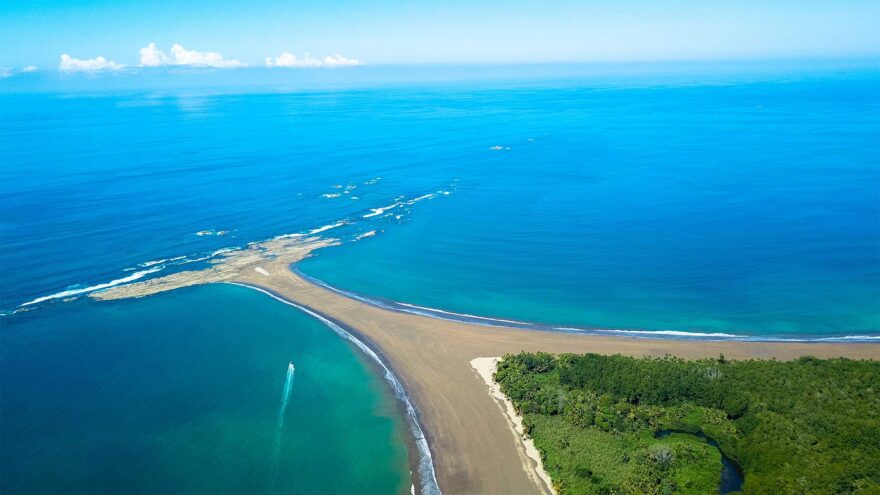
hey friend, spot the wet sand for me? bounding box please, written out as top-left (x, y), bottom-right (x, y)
top-left (229, 262), bottom-right (879, 495)
top-left (94, 244), bottom-right (880, 495)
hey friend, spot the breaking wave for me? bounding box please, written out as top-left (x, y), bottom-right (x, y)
top-left (20, 267), bottom-right (164, 307)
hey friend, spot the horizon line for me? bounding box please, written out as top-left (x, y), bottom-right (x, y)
top-left (3, 53), bottom-right (880, 76)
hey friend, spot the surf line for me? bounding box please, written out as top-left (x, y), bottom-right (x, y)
top-left (225, 282), bottom-right (442, 495)
top-left (273, 361), bottom-right (296, 476)
top-left (291, 267), bottom-right (880, 343)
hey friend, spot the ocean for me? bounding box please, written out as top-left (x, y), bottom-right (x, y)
top-left (1, 62), bottom-right (879, 492)
top-left (0, 284), bottom-right (410, 493)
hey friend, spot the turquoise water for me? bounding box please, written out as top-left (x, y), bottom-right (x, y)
top-left (1, 63), bottom-right (879, 492)
top-left (0, 284), bottom-right (410, 494)
top-left (297, 75), bottom-right (880, 337)
top-left (2, 66), bottom-right (878, 338)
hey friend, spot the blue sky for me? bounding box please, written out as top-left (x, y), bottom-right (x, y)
top-left (1, 0), bottom-right (879, 70)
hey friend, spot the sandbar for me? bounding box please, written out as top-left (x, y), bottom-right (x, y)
top-left (92, 239), bottom-right (880, 494)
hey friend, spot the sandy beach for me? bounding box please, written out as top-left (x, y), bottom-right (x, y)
top-left (471, 357), bottom-right (555, 495)
top-left (93, 242), bottom-right (880, 494)
top-left (230, 264), bottom-right (879, 494)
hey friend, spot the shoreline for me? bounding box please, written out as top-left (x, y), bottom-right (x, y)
top-left (226, 264), bottom-right (879, 494)
top-left (13, 229), bottom-right (873, 343)
top-left (83, 238), bottom-right (880, 493)
top-left (8, 246), bottom-right (875, 345)
top-left (292, 267), bottom-right (880, 343)
top-left (471, 357), bottom-right (555, 495)
top-left (225, 282), bottom-right (441, 495)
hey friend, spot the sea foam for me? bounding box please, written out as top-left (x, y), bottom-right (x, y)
top-left (309, 220), bottom-right (348, 234)
top-left (364, 204), bottom-right (399, 218)
top-left (20, 267), bottom-right (164, 307)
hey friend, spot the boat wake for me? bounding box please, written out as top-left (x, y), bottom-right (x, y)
top-left (227, 283), bottom-right (442, 495)
top-left (273, 362), bottom-right (296, 477)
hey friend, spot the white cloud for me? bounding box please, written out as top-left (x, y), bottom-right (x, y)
top-left (139, 42), bottom-right (169, 67)
top-left (321, 54), bottom-right (361, 67)
top-left (265, 52), bottom-right (361, 68)
top-left (138, 43), bottom-right (245, 68)
top-left (59, 54), bottom-right (126, 72)
top-left (0, 66), bottom-right (38, 78)
top-left (169, 43), bottom-right (245, 68)
top-left (265, 53), bottom-right (321, 68)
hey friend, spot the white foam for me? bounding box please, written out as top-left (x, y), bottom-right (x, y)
top-left (273, 232), bottom-right (306, 241)
top-left (404, 193), bottom-right (435, 205)
top-left (815, 335), bottom-right (880, 341)
top-left (1, 307), bottom-right (35, 317)
top-left (140, 258), bottom-right (169, 267)
top-left (179, 255), bottom-right (211, 264)
top-left (295, 269), bottom-right (880, 343)
top-left (321, 193), bottom-right (341, 199)
top-left (364, 203), bottom-right (399, 218)
top-left (397, 302), bottom-right (532, 326)
top-left (195, 229), bottom-right (229, 237)
top-left (309, 220), bottom-right (347, 234)
top-left (21, 267), bottom-right (164, 307)
top-left (354, 230), bottom-right (377, 241)
top-left (227, 283), bottom-right (441, 495)
top-left (571, 328), bottom-right (741, 338)
top-left (210, 247), bottom-right (237, 257)
top-left (363, 193), bottom-right (438, 218)
top-left (139, 255), bottom-right (186, 268)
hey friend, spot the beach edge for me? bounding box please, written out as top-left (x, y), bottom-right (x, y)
top-left (471, 357), bottom-right (556, 495)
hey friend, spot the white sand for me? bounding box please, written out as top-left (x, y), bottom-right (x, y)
top-left (471, 357), bottom-right (556, 495)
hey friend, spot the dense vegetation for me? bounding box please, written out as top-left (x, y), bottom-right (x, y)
top-left (495, 352), bottom-right (880, 494)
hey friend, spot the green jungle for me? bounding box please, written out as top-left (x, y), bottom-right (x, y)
top-left (494, 352), bottom-right (879, 494)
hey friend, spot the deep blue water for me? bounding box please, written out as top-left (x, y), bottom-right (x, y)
top-left (1, 63), bottom-right (878, 494)
top-left (2, 67), bottom-right (878, 337)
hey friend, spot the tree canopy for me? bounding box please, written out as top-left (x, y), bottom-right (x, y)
top-left (495, 352), bottom-right (880, 494)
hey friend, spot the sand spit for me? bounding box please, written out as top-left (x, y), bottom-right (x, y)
top-left (90, 250), bottom-right (880, 494)
top-left (228, 264), bottom-right (879, 494)
top-left (91, 235), bottom-right (337, 301)
top-left (471, 357), bottom-right (555, 495)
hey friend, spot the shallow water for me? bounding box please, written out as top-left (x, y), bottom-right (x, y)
top-left (1, 62), bottom-right (877, 495)
top-left (0, 284), bottom-right (410, 494)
